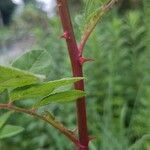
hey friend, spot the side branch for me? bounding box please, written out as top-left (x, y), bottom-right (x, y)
top-left (78, 0), bottom-right (118, 55)
top-left (0, 103), bottom-right (79, 147)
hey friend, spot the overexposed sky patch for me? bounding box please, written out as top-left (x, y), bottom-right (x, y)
top-left (12, 0), bottom-right (24, 5)
top-left (12, 0), bottom-right (56, 5)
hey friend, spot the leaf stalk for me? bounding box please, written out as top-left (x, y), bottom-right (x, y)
top-left (0, 103), bottom-right (79, 147)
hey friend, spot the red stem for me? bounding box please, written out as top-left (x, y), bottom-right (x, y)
top-left (56, 0), bottom-right (89, 149)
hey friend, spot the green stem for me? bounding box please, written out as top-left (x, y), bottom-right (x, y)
top-left (79, 0), bottom-right (118, 55)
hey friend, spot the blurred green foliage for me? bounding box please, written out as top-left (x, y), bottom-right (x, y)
top-left (0, 0), bottom-right (150, 150)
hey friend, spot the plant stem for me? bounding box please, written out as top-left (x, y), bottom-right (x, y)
top-left (0, 103), bottom-right (79, 147)
top-left (78, 0), bottom-right (118, 55)
top-left (56, 0), bottom-right (89, 149)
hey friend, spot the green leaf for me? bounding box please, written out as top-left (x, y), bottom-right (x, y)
top-left (12, 50), bottom-right (51, 75)
top-left (0, 65), bottom-right (41, 90)
top-left (81, 0), bottom-right (104, 33)
top-left (82, 7), bottom-right (104, 37)
top-left (0, 125), bottom-right (24, 139)
top-left (0, 112), bottom-right (12, 129)
top-left (10, 77), bottom-right (83, 101)
top-left (81, 0), bottom-right (116, 39)
top-left (35, 90), bottom-right (85, 107)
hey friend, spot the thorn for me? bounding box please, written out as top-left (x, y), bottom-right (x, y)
top-left (79, 57), bottom-right (94, 65)
top-left (72, 128), bottom-right (78, 133)
top-left (60, 31), bottom-right (71, 40)
top-left (68, 128), bottom-right (78, 135)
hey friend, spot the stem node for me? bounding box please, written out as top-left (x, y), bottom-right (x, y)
top-left (61, 31), bottom-right (71, 40)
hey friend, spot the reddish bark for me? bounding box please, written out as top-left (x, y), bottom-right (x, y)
top-left (56, 0), bottom-right (89, 149)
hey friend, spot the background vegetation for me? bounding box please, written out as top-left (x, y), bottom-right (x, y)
top-left (0, 0), bottom-right (149, 149)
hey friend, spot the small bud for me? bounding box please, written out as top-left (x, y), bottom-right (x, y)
top-left (79, 57), bottom-right (94, 65)
top-left (68, 128), bottom-right (78, 134)
top-left (60, 31), bottom-right (71, 40)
